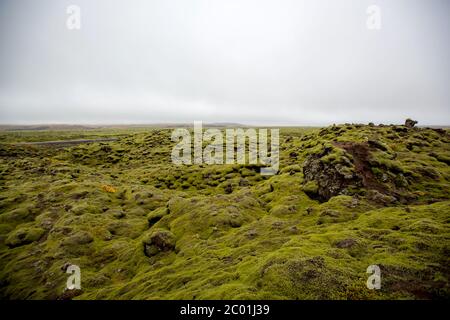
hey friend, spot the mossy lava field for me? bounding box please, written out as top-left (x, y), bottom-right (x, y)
top-left (0, 123), bottom-right (449, 299)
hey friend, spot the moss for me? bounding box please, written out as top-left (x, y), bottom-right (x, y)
top-left (107, 219), bottom-right (147, 238)
top-left (269, 204), bottom-right (297, 216)
top-left (62, 231), bottom-right (94, 246)
top-left (0, 125), bottom-right (449, 300)
top-left (70, 203), bottom-right (103, 216)
top-left (0, 207), bottom-right (34, 225)
top-left (302, 181), bottom-right (319, 196)
top-left (5, 227), bottom-right (45, 248)
top-left (142, 229), bottom-right (176, 257)
top-left (430, 152), bottom-right (450, 166)
top-left (320, 147), bottom-right (346, 165)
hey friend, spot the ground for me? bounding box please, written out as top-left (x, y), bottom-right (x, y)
top-left (0, 124), bottom-right (449, 299)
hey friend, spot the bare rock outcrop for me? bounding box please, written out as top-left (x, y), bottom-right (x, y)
top-left (405, 118), bottom-right (418, 128)
top-left (302, 147), bottom-right (363, 202)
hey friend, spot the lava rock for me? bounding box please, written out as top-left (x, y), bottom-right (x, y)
top-left (405, 118), bottom-right (418, 128)
top-left (5, 227), bottom-right (45, 248)
top-left (302, 151), bottom-right (362, 202)
top-left (143, 229), bottom-right (176, 257)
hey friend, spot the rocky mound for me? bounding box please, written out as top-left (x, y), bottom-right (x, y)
top-left (301, 122), bottom-right (450, 205)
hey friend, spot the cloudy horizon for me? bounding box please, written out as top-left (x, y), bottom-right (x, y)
top-left (0, 0), bottom-right (449, 126)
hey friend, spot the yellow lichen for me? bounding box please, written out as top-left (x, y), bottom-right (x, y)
top-left (101, 184), bottom-right (117, 193)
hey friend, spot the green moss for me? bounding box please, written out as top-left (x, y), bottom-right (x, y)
top-left (147, 207), bottom-right (169, 226)
top-left (5, 227), bottom-right (45, 248)
top-left (0, 125), bottom-right (449, 300)
top-left (430, 152), bottom-right (450, 165)
top-left (303, 181), bottom-right (319, 195)
top-left (142, 229), bottom-right (176, 257)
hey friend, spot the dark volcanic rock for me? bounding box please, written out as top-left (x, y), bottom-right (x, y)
top-left (405, 118), bottom-right (418, 128)
top-left (302, 141), bottom-right (400, 203)
top-left (302, 150), bottom-right (362, 202)
top-left (143, 229), bottom-right (176, 257)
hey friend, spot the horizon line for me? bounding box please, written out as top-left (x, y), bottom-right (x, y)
top-left (0, 122), bottom-right (449, 128)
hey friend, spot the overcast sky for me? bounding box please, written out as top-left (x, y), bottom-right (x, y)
top-left (0, 0), bottom-right (449, 125)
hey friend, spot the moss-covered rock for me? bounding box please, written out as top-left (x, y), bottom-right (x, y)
top-left (5, 227), bottom-right (45, 248)
top-left (62, 231), bottom-right (94, 246)
top-left (143, 229), bottom-right (176, 257)
top-left (147, 207), bottom-right (169, 226)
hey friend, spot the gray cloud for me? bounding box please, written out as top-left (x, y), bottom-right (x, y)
top-left (0, 0), bottom-right (449, 125)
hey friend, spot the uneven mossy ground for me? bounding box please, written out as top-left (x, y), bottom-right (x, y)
top-left (0, 124), bottom-right (449, 299)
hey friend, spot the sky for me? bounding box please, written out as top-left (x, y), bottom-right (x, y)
top-left (0, 0), bottom-right (449, 125)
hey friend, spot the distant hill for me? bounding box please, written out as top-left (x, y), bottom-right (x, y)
top-left (0, 123), bottom-right (248, 131)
